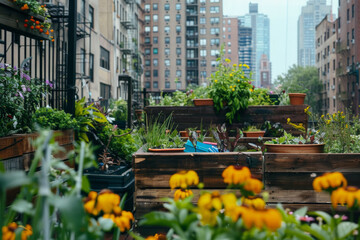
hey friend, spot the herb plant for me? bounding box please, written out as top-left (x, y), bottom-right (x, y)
top-left (33, 107), bottom-right (79, 130)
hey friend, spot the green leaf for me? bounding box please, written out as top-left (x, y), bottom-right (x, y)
top-left (11, 199), bottom-right (35, 215)
top-left (294, 207), bottom-right (308, 218)
top-left (81, 175), bottom-right (90, 193)
top-left (309, 211), bottom-right (332, 224)
top-left (98, 217), bottom-right (114, 231)
top-left (336, 222), bottom-right (358, 239)
top-left (0, 171), bottom-right (31, 191)
top-left (140, 211), bottom-right (178, 228)
top-left (285, 228), bottom-right (313, 240)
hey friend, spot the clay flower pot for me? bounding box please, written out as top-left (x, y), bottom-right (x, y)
top-left (193, 99), bottom-right (214, 106)
top-left (179, 131), bottom-right (189, 137)
top-left (264, 143), bottom-right (325, 153)
top-left (243, 131), bottom-right (265, 138)
top-left (288, 93), bottom-right (306, 105)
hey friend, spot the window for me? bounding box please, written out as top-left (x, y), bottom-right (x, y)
top-left (228, 27), bottom-right (231, 32)
top-left (165, 82), bottom-right (170, 89)
top-left (145, 59), bottom-right (150, 66)
top-left (176, 14), bottom-right (181, 21)
top-left (164, 3), bottom-right (170, 10)
top-left (153, 37), bottom-right (158, 44)
top-left (144, 4), bottom-right (150, 12)
top-left (164, 15), bottom-right (170, 21)
top-left (80, 48), bottom-right (85, 74)
top-left (165, 37), bottom-right (170, 44)
top-left (153, 81), bottom-right (158, 88)
top-left (100, 83), bottom-right (111, 101)
top-left (200, 28), bottom-right (206, 35)
top-left (164, 26), bottom-right (170, 33)
top-left (200, 71), bottom-right (207, 77)
top-left (145, 37), bottom-right (150, 44)
top-left (200, 39), bottom-right (206, 46)
top-left (165, 70), bottom-right (170, 77)
top-left (176, 82), bottom-right (181, 89)
top-left (228, 49), bottom-right (231, 54)
top-left (200, 49), bottom-right (207, 57)
top-left (352, 4), bottom-right (354, 18)
top-left (145, 26), bottom-right (150, 32)
top-left (228, 42), bottom-right (231, 46)
top-left (176, 26), bottom-right (181, 33)
top-left (200, 60), bottom-right (207, 67)
top-left (153, 59), bottom-right (158, 66)
top-left (153, 15), bottom-right (158, 22)
top-left (200, 0), bottom-right (206, 3)
top-left (347, 8), bottom-right (350, 21)
top-left (89, 53), bottom-right (94, 82)
top-left (145, 71), bottom-right (150, 77)
top-left (176, 59), bottom-right (181, 66)
top-left (153, 3), bottom-right (158, 10)
top-left (145, 48), bottom-right (150, 55)
top-left (153, 26), bottom-right (158, 32)
top-left (187, 50), bottom-right (195, 58)
top-left (89, 5), bottom-right (94, 29)
top-left (200, 7), bottom-right (205, 13)
top-left (153, 48), bottom-right (158, 54)
top-left (211, 49), bottom-right (219, 56)
top-left (176, 70), bottom-right (182, 77)
top-left (176, 3), bottom-right (181, 10)
top-left (153, 70), bottom-right (158, 77)
top-left (165, 48), bottom-right (170, 55)
top-left (145, 82), bottom-right (150, 89)
top-left (210, 28), bottom-right (220, 35)
top-left (100, 46), bottom-right (110, 70)
top-left (211, 38), bottom-right (220, 46)
top-left (145, 15), bottom-right (150, 22)
top-left (210, 6), bottom-right (220, 13)
top-left (211, 61), bottom-right (217, 67)
top-left (200, 17), bottom-right (206, 24)
top-left (210, 0), bottom-right (220, 2)
top-left (176, 37), bottom-right (181, 44)
top-left (176, 48), bottom-right (181, 55)
top-left (210, 17), bottom-right (220, 24)
top-left (165, 59), bottom-right (170, 67)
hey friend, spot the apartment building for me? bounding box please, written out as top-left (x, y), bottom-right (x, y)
top-left (223, 17), bottom-right (239, 65)
top-left (336, 0), bottom-right (360, 114)
top-left (238, 25), bottom-right (253, 77)
top-left (259, 54), bottom-right (271, 89)
top-left (315, 15), bottom-right (338, 114)
top-left (142, 0), bottom-right (223, 93)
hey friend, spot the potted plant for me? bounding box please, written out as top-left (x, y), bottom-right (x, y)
top-left (242, 126), bottom-right (265, 138)
top-left (190, 85), bottom-right (213, 106)
top-left (288, 92), bottom-right (307, 105)
top-left (109, 98), bottom-right (127, 129)
top-left (208, 55), bottom-right (253, 124)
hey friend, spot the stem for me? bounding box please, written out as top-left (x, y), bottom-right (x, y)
top-left (75, 142), bottom-right (85, 197)
top-left (0, 189), bottom-right (6, 240)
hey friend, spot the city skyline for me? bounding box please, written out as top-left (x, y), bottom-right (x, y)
top-left (223, 0), bottom-right (337, 82)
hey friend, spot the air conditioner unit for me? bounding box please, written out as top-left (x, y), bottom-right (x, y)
top-left (332, 48), bottom-right (336, 53)
top-left (351, 39), bottom-right (355, 44)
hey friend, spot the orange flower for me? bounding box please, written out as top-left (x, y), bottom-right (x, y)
top-left (169, 170), bottom-right (199, 189)
top-left (222, 165), bottom-right (251, 185)
top-left (146, 233), bottom-right (167, 240)
top-left (35, 21), bottom-right (40, 25)
top-left (241, 196), bottom-right (266, 210)
top-left (24, 24), bottom-right (28, 27)
top-left (39, 29), bottom-right (44, 33)
top-left (240, 207), bottom-right (282, 231)
top-left (21, 4), bottom-right (29, 10)
top-left (243, 178), bottom-right (263, 194)
top-left (24, 19), bottom-right (28, 22)
top-left (35, 25), bottom-right (40, 29)
top-left (30, 26), bottom-right (34, 30)
top-left (174, 189), bottom-right (193, 201)
top-left (313, 172), bottom-right (347, 192)
top-left (331, 186), bottom-right (360, 209)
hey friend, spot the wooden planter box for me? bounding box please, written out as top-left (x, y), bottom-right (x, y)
top-left (133, 148), bottom-right (263, 218)
top-left (0, 0), bottom-right (50, 40)
top-left (145, 105), bottom-right (308, 136)
top-left (264, 153), bottom-right (360, 212)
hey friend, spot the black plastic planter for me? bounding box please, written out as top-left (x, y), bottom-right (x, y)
top-left (84, 165), bottom-right (135, 212)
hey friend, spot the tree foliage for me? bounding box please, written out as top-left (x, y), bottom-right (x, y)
top-left (275, 65), bottom-right (322, 114)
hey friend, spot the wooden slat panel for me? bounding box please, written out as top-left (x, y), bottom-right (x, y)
top-left (0, 135), bottom-right (24, 160)
top-left (267, 190), bottom-right (330, 204)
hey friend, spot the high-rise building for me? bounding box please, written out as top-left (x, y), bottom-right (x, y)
top-left (238, 3), bottom-right (270, 87)
top-left (223, 17), bottom-right (239, 65)
top-left (335, 0), bottom-right (360, 114)
top-left (315, 15), bottom-right (337, 114)
top-left (297, 0), bottom-right (332, 67)
top-left (142, 0), bottom-right (223, 92)
top-left (259, 54), bottom-right (271, 89)
top-left (238, 25), bottom-right (253, 77)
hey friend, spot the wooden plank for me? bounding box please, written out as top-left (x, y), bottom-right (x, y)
top-left (265, 153), bottom-right (360, 172)
top-left (267, 190), bottom-right (330, 204)
top-left (0, 135), bottom-right (24, 160)
top-left (1, 156), bottom-right (24, 171)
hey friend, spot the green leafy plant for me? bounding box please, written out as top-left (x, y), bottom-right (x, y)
top-left (261, 121), bottom-right (284, 138)
top-left (74, 97), bottom-right (108, 142)
top-left (109, 98), bottom-right (128, 122)
top-left (208, 56), bottom-right (253, 124)
top-left (0, 63), bottom-right (52, 137)
top-left (33, 107), bottom-right (79, 130)
top-left (249, 88), bottom-right (274, 106)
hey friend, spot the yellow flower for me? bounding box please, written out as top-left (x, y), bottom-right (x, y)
top-left (197, 192), bottom-right (223, 226)
top-left (287, 118), bottom-right (291, 123)
top-left (331, 186), bottom-right (360, 209)
top-left (214, 79), bottom-right (218, 83)
top-left (229, 73), bottom-right (233, 77)
top-left (2, 223), bottom-right (32, 240)
top-left (174, 189), bottom-right (193, 201)
top-left (239, 64), bottom-right (242, 67)
top-left (346, 124), bottom-right (348, 128)
top-left (304, 106), bottom-right (310, 113)
top-left (97, 191), bottom-right (121, 214)
top-left (243, 64), bottom-right (250, 69)
top-left (221, 193), bottom-right (237, 211)
top-left (243, 178), bottom-right (263, 194)
top-left (321, 115), bottom-right (324, 118)
top-left (233, 64), bottom-right (237, 67)
top-left (313, 172), bottom-right (347, 192)
top-left (232, 89), bottom-right (235, 92)
top-left (169, 170), bottom-right (199, 189)
top-left (225, 58), bottom-right (231, 63)
top-left (222, 165), bottom-right (251, 185)
top-left (237, 80), bottom-right (240, 82)
top-left (326, 120), bottom-right (331, 124)
top-left (250, 89), bottom-right (253, 92)
top-left (242, 197), bottom-right (266, 210)
top-left (114, 210), bottom-right (134, 232)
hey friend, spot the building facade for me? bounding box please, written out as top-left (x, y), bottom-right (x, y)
top-left (335, 0), bottom-right (360, 114)
top-left (259, 54), bottom-right (271, 89)
top-left (315, 15), bottom-right (338, 115)
top-left (142, 0), bottom-right (223, 93)
top-left (298, 0), bottom-right (332, 67)
top-left (238, 25), bottom-right (253, 77)
top-left (238, 3), bottom-right (270, 87)
top-left (223, 17), bottom-right (239, 65)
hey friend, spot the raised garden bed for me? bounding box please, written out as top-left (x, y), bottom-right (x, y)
top-left (145, 105), bottom-right (308, 135)
top-left (0, 0), bottom-right (51, 40)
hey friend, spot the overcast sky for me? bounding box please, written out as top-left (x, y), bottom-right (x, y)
top-left (223, 0), bottom-right (337, 83)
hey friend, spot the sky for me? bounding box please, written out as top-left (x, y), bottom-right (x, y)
top-left (223, 0), bottom-right (337, 83)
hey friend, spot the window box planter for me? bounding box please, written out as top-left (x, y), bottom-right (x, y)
top-left (243, 131), bottom-right (265, 138)
top-left (264, 143), bottom-right (325, 153)
top-left (0, 0), bottom-right (51, 40)
top-left (193, 98), bottom-right (214, 106)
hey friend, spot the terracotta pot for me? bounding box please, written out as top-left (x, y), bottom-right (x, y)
top-left (243, 131), bottom-right (265, 138)
top-left (179, 131), bottom-right (189, 137)
top-left (148, 148), bottom-right (185, 152)
top-left (193, 99), bottom-right (214, 106)
top-left (135, 109), bottom-right (143, 121)
top-left (288, 93), bottom-right (306, 105)
top-left (264, 143), bottom-right (325, 153)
